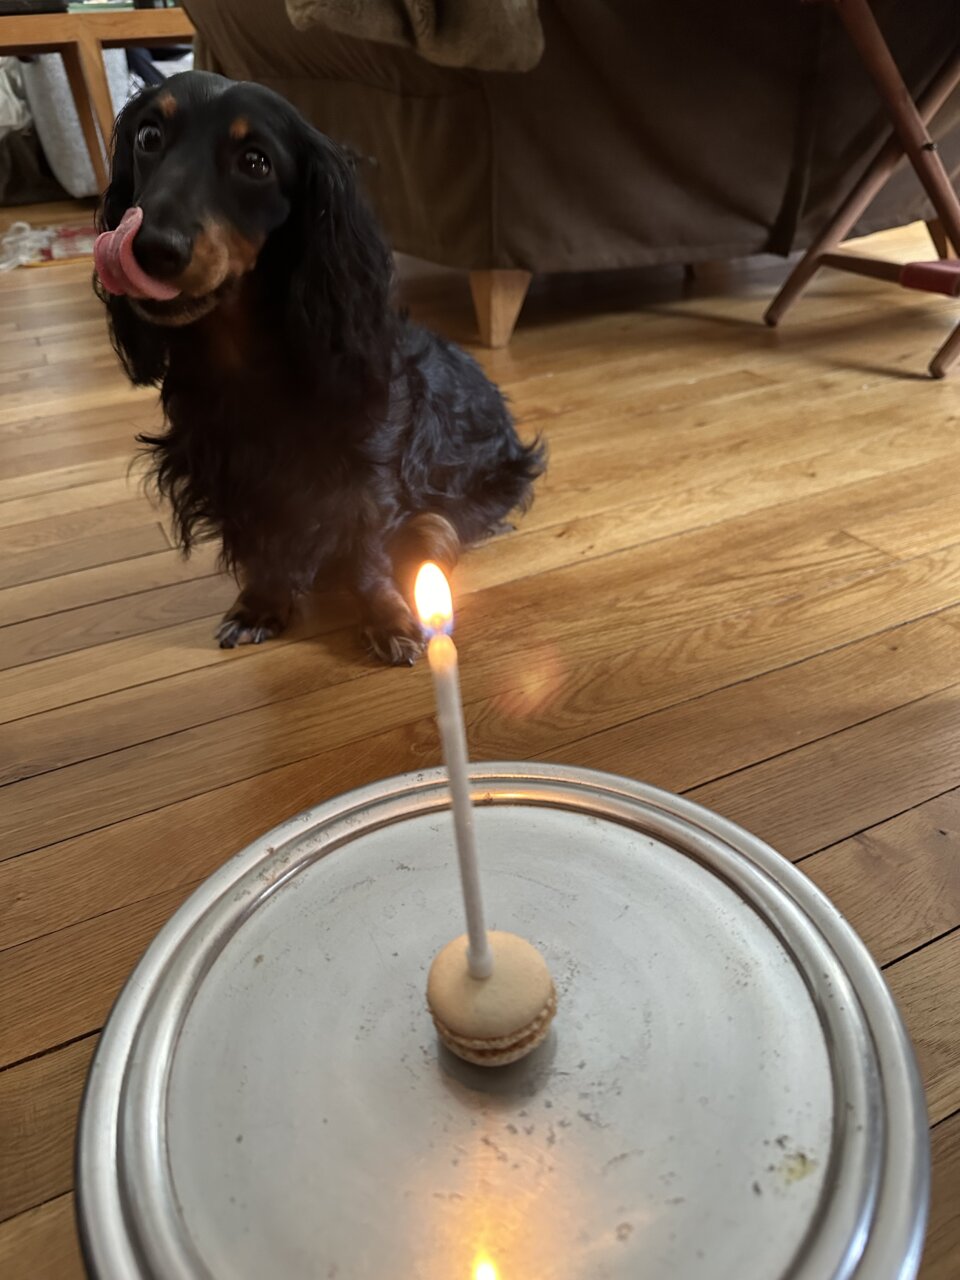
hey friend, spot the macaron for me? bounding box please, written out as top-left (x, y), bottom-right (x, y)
top-left (426, 931), bottom-right (557, 1066)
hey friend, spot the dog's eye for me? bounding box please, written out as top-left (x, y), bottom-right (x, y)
top-left (136, 123), bottom-right (164, 154)
top-left (237, 148), bottom-right (271, 180)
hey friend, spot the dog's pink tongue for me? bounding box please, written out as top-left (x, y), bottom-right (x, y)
top-left (94, 207), bottom-right (180, 302)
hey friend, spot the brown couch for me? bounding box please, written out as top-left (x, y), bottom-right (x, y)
top-left (185, 0), bottom-right (960, 342)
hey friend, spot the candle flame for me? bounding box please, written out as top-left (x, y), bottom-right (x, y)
top-left (472, 1253), bottom-right (498, 1280)
top-left (414, 561), bottom-right (453, 634)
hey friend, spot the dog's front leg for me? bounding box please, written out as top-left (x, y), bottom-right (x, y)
top-left (354, 538), bottom-right (425, 667)
top-left (217, 564), bottom-right (299, 649)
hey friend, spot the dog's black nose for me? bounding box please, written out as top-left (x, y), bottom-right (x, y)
top-left (132, 225), bottom-right (192, 281)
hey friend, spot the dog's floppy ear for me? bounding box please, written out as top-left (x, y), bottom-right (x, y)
top-left (95, 92), bottom-right (169, 386)
top-left (280, 125), bottom-right (394, 384)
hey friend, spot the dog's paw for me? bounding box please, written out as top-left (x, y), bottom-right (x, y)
top-left (361, 620), bottom-right (425, 667)
top-left (216, 610), bottom-right (286, 649)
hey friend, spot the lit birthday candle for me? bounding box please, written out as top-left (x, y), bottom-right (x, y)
top-left (414, 561), bottom-right (493, 979)
top-left (415, 562), bottom-right (557, 1067)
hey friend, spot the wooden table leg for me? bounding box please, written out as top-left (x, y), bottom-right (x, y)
top-left (60, 41), bottom-right (108, 192)
top-left (76, 28), bottom-right (117, 171)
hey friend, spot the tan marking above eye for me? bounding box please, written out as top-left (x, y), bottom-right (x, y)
top-left (229, 117), bottom-right (250, 141)
top-left (157, 93), bottom-right (177, 119)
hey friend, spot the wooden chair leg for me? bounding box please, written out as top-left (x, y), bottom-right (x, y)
top-left (837, 0), bottom-right (960, 255)
top-left (926, 218), bottom-right (954, 259)
top-left (765, 49), bottom-right (960, 327)
top-left (469, 269), bottom-right (531, 347)
top-left (929, 317), bottom-right (960, 378)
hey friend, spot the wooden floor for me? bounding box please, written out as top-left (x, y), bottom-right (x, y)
top-left (0, 219), bottom-right (958, 1277)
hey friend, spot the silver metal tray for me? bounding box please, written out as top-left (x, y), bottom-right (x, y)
top-left (76, 764), bottom-right (929, 1280)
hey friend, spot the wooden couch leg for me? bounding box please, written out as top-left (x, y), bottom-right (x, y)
top-left (469, 269), bottom-right (531, 347)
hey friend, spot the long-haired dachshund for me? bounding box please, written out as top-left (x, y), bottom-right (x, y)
top-left (95, 71), bottom-right (544, 664)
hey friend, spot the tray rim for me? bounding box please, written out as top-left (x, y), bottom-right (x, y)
top-left (75, 762), bottom-right (930, 1280)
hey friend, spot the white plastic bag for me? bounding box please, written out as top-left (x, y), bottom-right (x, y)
top-left (0, 58), bottom-right (30, 142)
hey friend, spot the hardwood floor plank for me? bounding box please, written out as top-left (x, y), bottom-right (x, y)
top-left (0, 610), bottom-right (356, 782)
top-left (0, 382), bottom-right (147, 432)
top-left (0, 477), bottom-right (137, 531)
top-left (527, 354), bottom-right (947, 445)
top-left (1, 659), bottom-right (428, 860)
top-left (0, 432), bottom-right (139, 484)
top-left (37, 334), bottom-right (124, 366)
top-left (5, 353), bottom-right (942, 563)
top-left (472, 283), bottom-right (944, 386)
top-left (0, 1037), bottom-right (95, 1223)
top-left (511, 363), bottom-right (773, 428)
top-left (0, 473), bottom-right (896, 718)
top-left (0, 266), bottom-right (93, 295)
top-left (2, 543), bottom-right (947, 860)
top-left (887, 933), bottom-right (960, 1125)
top-left (0, 573), bottom-right (235, 673)
top-left (0, 456), bottom-right (132, 506)
top-left (0, 1194), bottom-right (84, 1280)
top-left (688, 687), bottom-right (960, 860)
top-left (0, 438), bottom-right (954, 730)
top-left (0, 337), bottom-right (45, 375)
top-left (0, 718), bottom-right (416, 954)
top-left (0, 889), bottom-right (182, 1066)
top-left (0, 541), bottom-right (220, 628)
top-left (6, 314), bottom-right (103, 342)
top-left (0, 611), bottom-right (277, 727)
top-left (802, 790), bottom-right (960, 967)
top-left (0, 516), bottom-right (887, 777)
top-left (0, 523), bottom-right (169, 592)
top-left (0, 417), bottom-right (147, 464)
top-left (521, 382), bottom-right (958, 536)
top-left (0, 400), bottom-right (151, 443)
top-left (470, 438), bottom-right (959, 599)
top-left (0, 524), bottom-right (890, 848)
top-left (0, 198), bottom-right (95, 233)
top-left (540, 617), bottom-right (960, 797)
top-left (1, 498), bottom-right (163, 556)
top-left (3, 617), bottom-right (956, 954)
top-left (848, 486), bottom-right (960, 561)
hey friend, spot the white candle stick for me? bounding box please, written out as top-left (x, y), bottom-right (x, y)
top-left (418, 564), bottom-right (557, 1067)
top-left (416, 564), bottom-right (493, 980)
